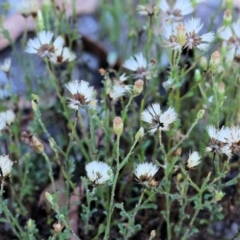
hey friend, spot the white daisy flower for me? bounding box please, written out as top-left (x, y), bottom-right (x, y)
top-left (205, 125), bottom-right (231, 157)
top-left (0, 155), bottom-right (13, 178)
top-left (141, 103), bottom-right (177, 133)
top-left (0, 86), bottom-right (10, 100)
top-left (65, 80), bottom-right (96, 110)
top-left (25, 31), bottom-right (65, 58)
top-left (218, 22), bottom-right (240, 62)
top-left (134, 162), bottom-right (159, 187)
top-left (123, 53), bottom-right (147, 71)
top-left (113, 73), bottom-right (132, 92)
top-left (224, 126), bottom-right (240, 153)
top-left (137, 4), bottom-right (157, 16)
top-left (109, 85), bottom-right (127, 102)
top-left (186, 151), bottom-right (201, 169)
top-left (184, 18), bottom-right (214, 51)
top-left (0, 58), bottom-right (11, 74)
top-left (123, 53), bottom-right (150, 79)
top-left (0, 110), bottom-right (15, 126)
top-left (0, 121), bottom-right (6, 132)
top-left (85, 161), bottom-right (113, 185)
top-left (162, 24), bottom-right (181, 50)
top-left (159, 0), bottom-right (193, 23)
top-left (49, 47), bottom-right (76, 64)
top-left (15, 0), bottom-right (39, 17)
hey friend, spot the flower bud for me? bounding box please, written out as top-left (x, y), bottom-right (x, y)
top-left (194, 69), bottom-right (201, 82)
top-left (31, 94), bottom-right (39, 111)
top-left (197, 109), bottom-right (205, 119)
top-left (148, 178), bottom-right (158, 187)
top-left (98, 68), bottom-right (106, 76)
top-left (53, 222), bottom-right (64, 234)
top-left (150, 230), bottom-right (156, 239)
top-left (176, 173), bottom-right (183, 181)
top-left (113, 117), bottom-right (123, 136)
top-left (133, 79), bottom-right (144, 95)
top-left (223, 9), bottom-right (232, 26)
top-left (45, 191), bottom-right (53, 205)
top-left (135, 127), bottom-right (144, 140)
top-left (21, 132), bottom-right (44, 154)
top-left (215, 190), bottom-right (224, 201)
top-left (36, 10), bottom-right (45, 31)
top-left (174, 148), bottom-right (182, 156)
top-left (176, 23), bottom-right (186, 47)
top-left (199, 56), bottom-right (208, 71)
top-left (209, 51), bottom-right (221, 73)
top-left (217, 82), bottom-right (225, 94)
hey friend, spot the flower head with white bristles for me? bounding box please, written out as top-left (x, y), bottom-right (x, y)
top-left (205, 125), bottom-right (231, 157)
top-left (218, 22), bottom-right (240, 62)
top-left (184, 18), bottom-right (214, 51)
top-left (134, 162), bottom-right (159, 187)
top-left (15, 0), bottom-right (39, 18)
top-left (0, 58), bottom-right (11, 74)
top-left (123, 53), bottom-right (150, 79)
top-left (85, 161), bottom-right (113, 186)
top-left (159, 0), bottom-right (193, 23)
top-left (49, 47), bottom-right (76, 64)
top-left (0, 155), bottom-right (13, 178)
top-left (0, 110), bottom-right (15, 127)
top-left (141, 103), bottom-right (177, 133)
top-left (25, 31), bottom-right (65, 58)
top-left (65, 80), bottom-right (97, 110)
top-left (224, 126), bottom-right (240, 154)
top-left (186, 151), bottom-right (201, 169)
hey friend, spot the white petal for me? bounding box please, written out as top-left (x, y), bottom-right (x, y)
top-left (159, 0), bottom-right (169, 12)
top-left (185, 18), bottom-right (203, 34)
top-left (53, 36), bottom-right (65, 50)
top-left (174, 0), bottom-right (193, 15)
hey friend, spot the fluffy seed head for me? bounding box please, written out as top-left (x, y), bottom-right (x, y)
top-left (85, 161), bottom-right (113, 186)
top-left (0, 155), bottom-right (13, 178)
top-left (186, 151), bottom-right (201, 169)
top-left (134, 162), bottom-right (159, 187)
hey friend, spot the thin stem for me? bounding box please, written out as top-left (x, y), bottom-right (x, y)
top-left (85, 188), bottom-right (95, 234)
top-left (181, 206), bottom-right (201, 240)
top-left (104, 134), bottom-right (121, 240)
top-left (167, 118), bottom-right (199, 157)
top-left (0, 179), bottom-right (4, 197)
top-left (34, 104), bottom-right (66, 157)
top-left (125, 189), bottom-right (145, 239)
top-left (42, 151), bottom-right (56, 192)
top-left (122, 95), bottom-right (135, 122)
top-left (65, 110), bottom-right (78, 157)
top-left (159, 130), bottom-right (167, 161)
top-left (89, 110), bottom-right (96, 157)
top-left (0, 201), bottom-right (26, 239)
top-left (104, 136), bottom-right (139, 239)
top-left (212, 153), bottom-right (216, 176)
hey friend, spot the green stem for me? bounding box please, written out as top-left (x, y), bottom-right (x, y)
top-left (0, 201), bottom-right (26, 239)
top-left (42, 152), bottom-right (56, 192)
top-left (89, 111), bottom-right (96, 157)
top-left (122, 95), bottom-right (135, 122)
top-left (104, 134), bottom-right (121, 240)
top-left (167, 118), bottom-right (199, 157)
top-left (0, 179), bottom-right (4, 197)
top-left (65, 110), bottom-right (78, 158)
top-left (125, 189), bottom-right (145, 239)
top-left (34, 105), bottom-right (65, 157)
top-left (159, 130), bottom-right (167, 161)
